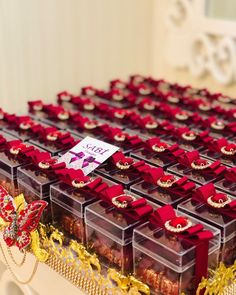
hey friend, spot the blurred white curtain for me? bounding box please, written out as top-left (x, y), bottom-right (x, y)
top-left (0, 0), bottom-right (154, 113)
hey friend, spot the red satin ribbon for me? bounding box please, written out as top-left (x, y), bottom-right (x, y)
top-left (57, 91), bottom-right (73, 103)
top-left (149, 205), bottom-right (213, 290)
top-left (38, 127), bottom-right (76, 147)
top-left (178, 151), bottom-right (226, 177)
top-left (140, 166), bottom-right (195, 197)
top-left (111, 151), bottom-right (149, 173)
top-left (144, 137), bottom-right (184, 158)
top-left (225, 167), bottom-right (236, 182)
top-left (44, 104), bottom-right (70, 120)
top-left (206, 138), bottom-right (236, 155)
top-left (192, 183), bottom-right (236, 219)
top-left (6, 140), bottom-right (35, 156)
top-left (175, 127), bottom-right (212, 146)
top-left (138, 98), bottom-right (157, 111)
top-left (26, 150), bottom-right (65, 171)
top-left (81, 86), bottom-right (97, 96)
top-left (28, 100), bottom-right (44, 112)
top-left (100, 184), bottom-right (153, 220)
top-left (110, 79), bottom-right (127, 89)
top-left (54, 168), bottom-right (108, 193)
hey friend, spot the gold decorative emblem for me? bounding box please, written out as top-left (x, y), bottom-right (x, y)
top-left (84, 121), bottom-right (97, 129)
top-left (10, 147), bottom-right (21, 155)
top-left (191, 159), bottom-right (211, 170)
top-left (175, 112), bottom-right (189, 121)
top-left (33, 104), bottom-right (43, 111)
top-left (38, 161), bottom-right (51, 169)
top-left (112, 94), bottom-right (124, 101)
top-left (116, 161), bottom-right (132, 170)
top-left (84, 103), bottom-right (95, 111)
top-left (152, 144), bottom-right (167, 153)
top-left (143, 102), bottom-right (155, 110)
top-left (114, 133), bottom-right (126, 142)
top-left (61, 95), bottom-right (71, 102)
top-left (211, 120), bottom-right (225, 130)
top-left (145, 121), bottom-right (158, 129)
top-left (182, 131), bottom-right (197, 141)
top-left (207, 195), bottom-right (231, 209)
top-left (165, 217), bottom-right (192, 233)
top-left (221, 145), bottom-right (236, 156)
top-left (167, 96), bottom-right (179, 103)
top-left (199, 103), bottom-right (211, 111)
top-left (111, 194), bottom-right (136, 209)
top-left (57, 111), bottom-right (69, 121)
top-left (71, 179), bottom-right (91, 188)
top-left (85, 89), bottom-right (95, 96)
top-left (114, 111), bottom-right (126, 119)
top-left (157, 175), bottom-right (177, 188)
top-left (46, 132), bottom-right (59, 141)
top-left (19, 122), bottom-right (31, 130)
top-left (139, 88), bottom-right (150, 95)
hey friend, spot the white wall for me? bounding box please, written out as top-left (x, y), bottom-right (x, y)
top-left (0, 0), bottom-right (154, 113)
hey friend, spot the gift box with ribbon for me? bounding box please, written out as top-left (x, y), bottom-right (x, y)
top-left (130, 166), bottom-right (196, 207)
top-left (50, 167), bottom-right (115, 243)
top-left (17, 149), bottom-right (64, 201)
top-left (133, 205), bottom-right (220, 295)
top-left (178, 183), bottom-right (236, 266)
top-left (131, 137), bottom-right (184, 168)
top-left (168, 150), bottom-right (226, 185)
top-left (29, 126), bottom-right (78, 156)
top-left (215, 167), bottom-right (236, 197)
top-left (85, 184), bottom-right (154, 273)
top-left (95, 151), bottom-right (149, 188)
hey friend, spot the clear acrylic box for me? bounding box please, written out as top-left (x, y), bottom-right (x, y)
top-left (178, 192), bottom-right (236, 266)
top-left (85, 192), bottom-right (155, 274)
top-left (50, 177), bottom-right (116, 243)
top-left (133, 214), bottom-right (220, 294)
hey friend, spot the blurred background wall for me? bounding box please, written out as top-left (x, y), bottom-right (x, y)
top-left (0, 0), bottom-right (154, 112)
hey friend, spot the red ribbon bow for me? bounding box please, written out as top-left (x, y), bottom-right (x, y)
top-left (192, 183), bottom-right (236, 218)
top-left (26, 150), bottom-right (65, 171)
top-left (100, 184), bottom-right (153, 220)
top-left (145, 137), bottom-right (184, 158)
top-left (175, 127), bottom-right (212, 146)
top-left (140, 166), bottom-right (195, 197)
top-left (44, 105), bottom-right (70, 120)
top-left (206, 138), bottom-right (236, 155)
top-left (38, 127), bottom-right (76, 148)
top-left (57, 91), bottom-right (73, 103)
top-left (81, 86), bottom-right (97, 96)
top-left (138, 98), bottom-right (157, 111)
top-left (178, 151), bottom-right (226, 177)
top-left (149, 205), bottom-right (213, 290)
top-left (28, 100), bottom-right (44, 112)
top-left (110, 79), bottom-right (127, 90)
top-left (6, 140), bottom-right (35, 156)
top-left (225, 167), bottom-right (236, 183)
top-left (54, 168), bottom-right (108, 193)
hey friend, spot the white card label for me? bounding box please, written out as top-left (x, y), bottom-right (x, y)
top-left (57, 136), bottom-right (119, 175)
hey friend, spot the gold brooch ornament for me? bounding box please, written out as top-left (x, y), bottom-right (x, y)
top-left (114, 133), bottom-right (126, 142)
top-left (198, 103), bottom-right (211, 111)
top-left (143, 102), bottom-right (155, 110)
top-left (84, 103), bottom-right (95, 111)
top-left (57, 111), bottom-right (69, 121)
top-left (152, 144), bottom-right (167, 153)
top-left (112, 94), bottom-right (124, 101)
top-left (157, 175), bottom-right (177, 188)
top-left (139, 88), bottom-right (151, 95)
top-left (221, 145), bottom-right (236, 156)
top-left (167, 96), bottom-right (179, 103)
top-left (38, 161), bottom-right (51, 169)
top-left (46, 132), bottom-right (59, 141)
top-left (114, 111), bottom-right (126, 119)
top-left (116, 161), bottom-right (132, 170)
top-left (86, 89), bottom-right (95, 96)
top-left (61, 95), bottom-right (71, 102)
top-left (115, 82), bottom-right (125, 89)
top-left (84, 121), bottom-right (97, 129)
top-left (71, 179), bottom-right (91, 188)
top-left (19, 122), bottom-right (31, 130)
top-left (211, 120), bottom-right (225, 130)
top-left (182, 131), bottom-right (197, 141)
top-left (10, 147), bottom-right (21, 155)
top-left (165, 217), bottom-right (192, 233)
top-left (191, 159), bottom-right (211, 170)
top-left (33, 104), bottom-right (43, 111)
top-left (175, 112), bottom-right (189, 121)
top-left (145, 121), bottom-right (158, 129)
top-left (111, 194), bottom-right (136, 209)
top-left (207, 194), bottom-right (231, 209)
